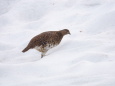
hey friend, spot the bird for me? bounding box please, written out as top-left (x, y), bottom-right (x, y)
top-left (22, 29), bottom-right (70, 58)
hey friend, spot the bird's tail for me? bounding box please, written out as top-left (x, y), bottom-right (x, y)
top-left (22, 46), bottom-right (30, 53)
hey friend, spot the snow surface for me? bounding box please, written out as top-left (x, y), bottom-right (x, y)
top-left (0, 0), bottom-right (115, 86)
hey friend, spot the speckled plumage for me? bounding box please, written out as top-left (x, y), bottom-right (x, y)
top-left (22, 29), bottom-right (70, 58)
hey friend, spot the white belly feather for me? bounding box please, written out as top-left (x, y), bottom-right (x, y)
top-left (35, 44), bottom-right (58, 52)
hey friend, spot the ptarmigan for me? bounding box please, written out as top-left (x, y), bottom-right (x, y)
top-left (22, 29), bottom-right (70, 58)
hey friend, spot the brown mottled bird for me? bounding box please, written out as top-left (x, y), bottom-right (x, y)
top-left (22, 29), bottom-right (70, 58)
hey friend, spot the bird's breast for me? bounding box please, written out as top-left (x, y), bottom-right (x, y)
top-left (34, 43), bottom-right (58, 52)
top-left (45, 43), bottom-right (58, 50)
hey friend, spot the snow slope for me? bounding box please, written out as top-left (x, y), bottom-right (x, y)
top-left (0, 0), bottom-right (115, 86)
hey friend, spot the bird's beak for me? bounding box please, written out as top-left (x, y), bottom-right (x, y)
top-left (68, 32), bottom-right (71, 35)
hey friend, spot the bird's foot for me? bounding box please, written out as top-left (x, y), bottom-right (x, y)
top-left (41, 54), bottom-right (46, 58)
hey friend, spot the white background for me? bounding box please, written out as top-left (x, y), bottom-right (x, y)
top-left (0, 0), bottom-right (115, 86)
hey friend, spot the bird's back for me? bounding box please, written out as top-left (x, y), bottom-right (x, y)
top-left (26, 31), bottom-right (63, 49)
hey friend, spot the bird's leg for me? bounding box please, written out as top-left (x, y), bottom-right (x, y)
top-left (41, 50), bottom-right (48, 58)
top-left (41, 54), bottom-right (44, 58)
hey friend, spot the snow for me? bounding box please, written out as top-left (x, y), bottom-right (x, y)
top-left (0, 0), bottom-right (115, 86)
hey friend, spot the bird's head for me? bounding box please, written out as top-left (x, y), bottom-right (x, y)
top-left (61, 29), bottom-right (71, 35)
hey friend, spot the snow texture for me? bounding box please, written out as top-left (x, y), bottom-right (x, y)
top-left (0, 0), bottom-right (115, 86)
